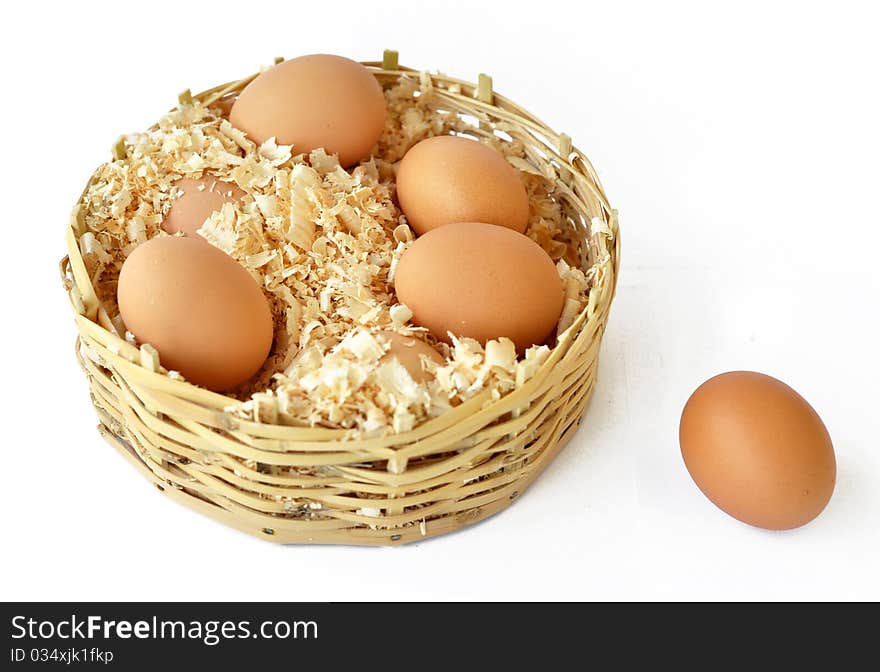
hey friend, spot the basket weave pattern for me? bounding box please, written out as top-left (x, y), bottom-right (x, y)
top-left (60, 57), bottom-right (620, 545)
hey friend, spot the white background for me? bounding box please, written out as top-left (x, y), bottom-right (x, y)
top-left (2, 0), bottom-right (877, 601)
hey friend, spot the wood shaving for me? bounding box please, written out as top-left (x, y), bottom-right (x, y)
top-left (75, 72), bottom-right (596, 435)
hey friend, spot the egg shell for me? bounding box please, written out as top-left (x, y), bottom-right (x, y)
top-left (679, 371), bottom-right (836, 530)
top-left (377, 331), bottom-right (444, 383)
top-left (396, 135), bottom-right (529, 236)
top-left (229, 54), bottom-right (386, 167)
top-left (162, 176), bottom-right (244, 237)
top-left (117, 236), bottom-right (274, 392)
top-left (394, 222), bottom-right (563, 352)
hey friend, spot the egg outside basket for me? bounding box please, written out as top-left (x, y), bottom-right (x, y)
top-left (60, 53), bottom-right (620, 545)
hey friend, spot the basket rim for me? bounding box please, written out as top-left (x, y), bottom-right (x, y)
top-left (61, 55), bottom-right (621, 443)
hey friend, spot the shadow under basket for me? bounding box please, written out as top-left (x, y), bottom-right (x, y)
top-left (60, 53), bottom-right (621, 546)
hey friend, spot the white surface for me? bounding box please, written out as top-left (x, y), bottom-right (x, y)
top-left (2, 0), bottom-right (878, 601)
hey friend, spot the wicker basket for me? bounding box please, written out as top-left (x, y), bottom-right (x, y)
top-left (60, 52), bottom-right (620, 545)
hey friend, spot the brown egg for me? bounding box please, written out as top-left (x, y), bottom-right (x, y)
top-left (396, 135), bottom-right (529, 236)
top-left (394, 222), bottom-right (563, 351)
top-left (117, 236), bottom-right (274, 391)
top-left (162, 176), bottom-right (245, 237)
top-left (229, 54), bottom-right (386, 167)
top-left (377, 331), bottom-right (444, 383)
top-left (680, 371), bottom-right (836, 530)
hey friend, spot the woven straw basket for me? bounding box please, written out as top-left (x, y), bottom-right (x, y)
top-left (60, 52), bottom-right (620, 545)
